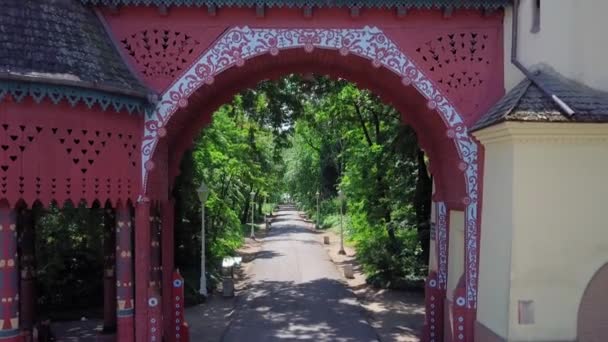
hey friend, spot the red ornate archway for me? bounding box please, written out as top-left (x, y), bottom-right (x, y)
top-left (140, 25), bottom-right (482, 341)
top-left (0, 2), bottom-right (510, 341)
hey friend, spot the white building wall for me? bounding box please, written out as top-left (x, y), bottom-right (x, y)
top-left (508, 124), bottom-right (608, 341)
top-left (504, 0), bottom-right (608, 92)
top-left (476, 139), bottom-right (515, 339)
top-left (475, 122), bottom-right (608, 341)
top-left (447, 210), bottom-right (464, 300)
top-left (474, 2), bottom-right (608, 340)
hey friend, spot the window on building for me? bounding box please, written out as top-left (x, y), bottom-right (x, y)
top-left (531, 0), bottom-right (541, 33)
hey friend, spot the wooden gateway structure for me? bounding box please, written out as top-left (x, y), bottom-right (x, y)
top-left (1, 0), bottom-right (607, 341)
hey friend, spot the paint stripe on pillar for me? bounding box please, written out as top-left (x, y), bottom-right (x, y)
top-left (0, 203), bottom-right (19, 341)
top-left (116, 202), bottom-right (135, 341)
top-left (135, 198), bottom-right (151, 342)
top-left (436, 202), bottom-right (448, 290)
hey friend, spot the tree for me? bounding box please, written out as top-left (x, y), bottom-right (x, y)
top-left (283, 75), bottom-right (432, 286)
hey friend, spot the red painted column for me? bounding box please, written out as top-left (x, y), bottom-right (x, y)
top-left (0, 201), bottom-right (20, 342)
top-left (451, 282), bottom-right (475, 342)
top-left (18, 208), bottom-right (35, 340)
top-left (103, 207), bottom-right (117, 333)
top-left (161, 200), bottom-right (175, 340)
top-left (424, 272), bottom-right (445, 342)
top-left (116, 203), bottom-right (135, 342)
top-left (423, 201), bottom-right (449, 342)
top-left (150, 203), bottom-right (162, 288)
top-left (147, 286), bottom-right (162, 342)
top-left (461, 198), bottom-right (483, 342)
top-left (135, 198), bottom-right (151, 342)
top-left (170, 270), bottom-right (188, 342)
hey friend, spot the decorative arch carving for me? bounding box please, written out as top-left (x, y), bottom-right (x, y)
top-left (120, 28), bottom-right (201, 81)
top-left (142, 26), bottom-right (481, 307)
top-left (413, 30), bottom-right (497, 116)
top-left (0, 100), bottom-right (141, 207)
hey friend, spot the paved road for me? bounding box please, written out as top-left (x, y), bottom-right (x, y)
top-left (222, 208), bottom-right (379, 342)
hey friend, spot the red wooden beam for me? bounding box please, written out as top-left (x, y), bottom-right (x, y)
top-left (162, 200), bottom-right (175, 340)
top-left (103, 206), bottom-right (117, 334)
top-left (0, 202), bottom-right (19, 342)
top-left (116, 202), bottom-right (135, 341)
top-left (135, 198), bottom-right (151, 342)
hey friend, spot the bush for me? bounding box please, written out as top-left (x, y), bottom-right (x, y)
top-left (35, 204), bottom-right (105, 319)
top-left (348, 212), bottom-right (427, 290)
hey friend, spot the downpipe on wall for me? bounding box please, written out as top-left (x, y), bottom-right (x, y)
top-left (511, 0), bottom-right (576, 117)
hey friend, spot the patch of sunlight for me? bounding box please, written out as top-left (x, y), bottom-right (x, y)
top-left (288, 323), bottom-right (329, 332)
top-left (337, 297), bottom-right (359, 306)
top-left (261, 311), bottom-right (288, 322)
top-left (274, 322), bottom-right (334, 340)
top-left (363, 302), bottom-right (389, 313)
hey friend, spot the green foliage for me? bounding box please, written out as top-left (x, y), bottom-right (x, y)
top-left (173, 93), bottom-right (286, 302)
top-left (283, 76), bottom-right (431, 287)
top-left (261, 202), bottom-right (276, 215)
top-left (347, 211), bottom-right (425, 288)
top-left (35, 203), bottom-right (105, 319)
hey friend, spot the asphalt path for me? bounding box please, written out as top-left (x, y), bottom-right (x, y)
top-left (221, 208), bottom-right (379, 342)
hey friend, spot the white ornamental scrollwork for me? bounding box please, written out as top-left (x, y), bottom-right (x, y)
top-left (436, 202), bottom-right (448, 291)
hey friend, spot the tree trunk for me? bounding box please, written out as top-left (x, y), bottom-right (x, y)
top-left (414, 149), bottom-right (433, 263)
top-left (241, 200), bottom-right (250, 224)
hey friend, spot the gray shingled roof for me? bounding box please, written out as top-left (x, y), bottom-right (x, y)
top-left (472, 67), bottom-right (608, 131)
top-left (0, 0), bottom-right (149, 98)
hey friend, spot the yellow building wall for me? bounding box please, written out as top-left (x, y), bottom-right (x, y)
top-left (476, 139), bottom-right (515, 339)
top-left (475, 122), bottom-right (608, 341)
top-left (503, 0), bottom-right (608, 92)
top-left (447, 210), bottom-right (464, 300)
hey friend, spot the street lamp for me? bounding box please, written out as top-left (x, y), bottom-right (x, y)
top-left (197, 182), bottom-right (210, 297)
top-left (250, 191), bottom-right (256, 238)
top-left (338, 190), bottom-right (346, 255)
top-left (315, 191), bottom-right (320, 229)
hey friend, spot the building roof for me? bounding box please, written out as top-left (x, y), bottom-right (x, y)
top-left (472, 67), bottom-right (608, 131)
top-left (0, 0), bottom-right (149, 101)
top-left (78, 0), bottom-right (510, 9)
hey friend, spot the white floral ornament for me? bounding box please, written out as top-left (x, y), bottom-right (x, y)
top-left (456, 297), bottom-right (466, 307)
top-left (148, 297), bottom-right (159, 307)
top-left (143, 25), bottom-right (480, 307)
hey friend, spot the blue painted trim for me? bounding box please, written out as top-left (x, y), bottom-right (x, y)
top-left (0, 329), bottom-right (19, 339)
top-left (117, 308), bottom-right (135, 317)
top-left (0, 81), bottom-right (149, 115)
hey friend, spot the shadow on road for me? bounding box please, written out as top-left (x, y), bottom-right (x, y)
top-left (266, 225), bottom-right (321, 236)
top-left (222, 278), bottom-right (379, 342)
top-left (254, 250), bottom-right (284, 259)
top-left (269, 216), bottom-right (315, 225)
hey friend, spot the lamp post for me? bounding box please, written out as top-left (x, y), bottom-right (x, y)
top-left (197, 182), bottom-right (210, 297)
top-left (315, 191), bottom-right (320, 229)
top-left (250, 191), bottom-right (256, 238)
top-left (338, 190), bottom-right (346, 255)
